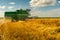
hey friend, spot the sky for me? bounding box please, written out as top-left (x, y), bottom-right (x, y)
top-left (0, 0), bottom-right (60, 17)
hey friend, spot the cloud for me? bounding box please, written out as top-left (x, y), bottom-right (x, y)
top-left (8, 6), bottom-right (14, 9)
top-left (0, 11), bottom-right (5, 17)
top-left (30, 8), bottom-right (60, 17)
top-left (30, 0), bottom-right (56, 7)
top-left (30, 11), bottom-right (41, 17)
top-left (58, 1), bottom-right (60, 3)
top-left (0, 6), bottom-right (6, 9)
top-left (9, 2), bottom-right (15, 5)
top-left (46, 8), bottom-right (60, 17)
top-left (18, 8), bottom-right (21, 10)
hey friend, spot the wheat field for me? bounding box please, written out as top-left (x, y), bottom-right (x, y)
top-left (0, 18), bottom-right (60, 40)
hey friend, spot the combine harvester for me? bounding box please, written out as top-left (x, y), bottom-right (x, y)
top-left (5, 9), bottom-right (30, 22)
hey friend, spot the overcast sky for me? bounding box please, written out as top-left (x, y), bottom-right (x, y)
top-left (0, 0), bottom-right (60, 17)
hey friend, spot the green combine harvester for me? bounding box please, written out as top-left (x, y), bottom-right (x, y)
top-left (5, 9), bottom-right (30, 21)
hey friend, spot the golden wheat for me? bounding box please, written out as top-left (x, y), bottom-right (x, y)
top-left (0, 18), bottom-right (60, 40)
